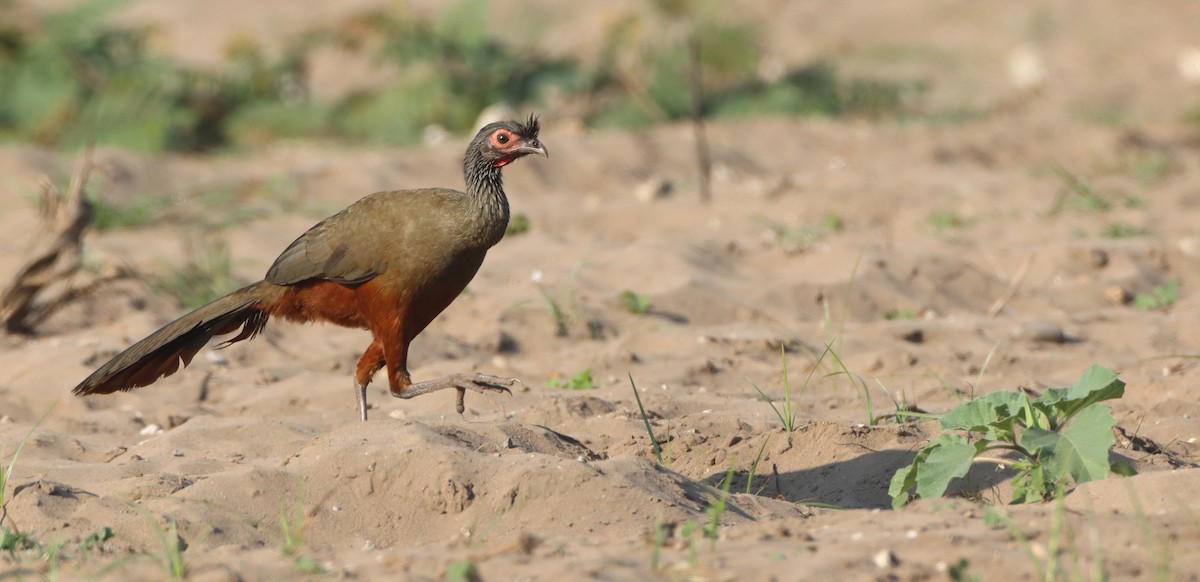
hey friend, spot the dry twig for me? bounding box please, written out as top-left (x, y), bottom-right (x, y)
top-left (0, 146), bottom-right (124, 334)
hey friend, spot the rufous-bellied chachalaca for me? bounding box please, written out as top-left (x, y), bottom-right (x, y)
top-left (73, 116), bottom-right (548, 421)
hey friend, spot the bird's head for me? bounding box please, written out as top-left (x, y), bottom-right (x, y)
top-left (473, 115), bottom-right (548, 168)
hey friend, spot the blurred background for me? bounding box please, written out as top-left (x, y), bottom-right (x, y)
top-left (3, 0), bottom-right (1198, 153)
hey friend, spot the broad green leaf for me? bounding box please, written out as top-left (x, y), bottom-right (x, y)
top-left (892, 433), bottom-right (957, 508)
top-left (1033, 365), bottom-right (1125, 427)
top-left (1021, 403), bottom-right (1117, 486)
top-left (916, 434), bottom-right (984, 501)
top-left (940, 391), bottom-right (1023, 439)
top-left (890, 445), bottom-right (930, 509)
top-left (889, 464), bottom-right (916, 509)
top-left (890, 433), bottom-right (984, 508)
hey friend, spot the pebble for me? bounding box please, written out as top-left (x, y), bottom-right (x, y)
top-left (139, 424), bottom-right (163, 436)
top-left (1079, 247), bottom-right (1109, 268)
top-left (634, 176), bottom-right (675, 203)
top-left (873, 549), bottom-right (899, 569)
top-left (1013, 319), bottom-right (1066, 343)
top-left (1104, 286), bottom-right (1132, 305)
top-left (1178, 236), bottom-right (1200, 258)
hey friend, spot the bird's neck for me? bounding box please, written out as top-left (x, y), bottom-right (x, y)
top-left (464, 151), bottom-right (511, 244)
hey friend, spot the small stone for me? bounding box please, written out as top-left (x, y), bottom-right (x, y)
top-left (139, 424), bottom-right (163, 436)
top-left (388, 409), bottom-right (407, 420)
top-left (1179, 236), bottom-right (1200, 258)
top-left (1013, 320), bottom-right (1066, 343)
top-left (873, 549), bottom-right (898, 569)
top-left (634, 177), bottom-right (675, 203)
top-left (1081, 248), bottom-right (1109, 268)
top-left (900, 329), bottom-right (924, 344)
top-left (1104, 286), bottom-right (1132, 305)
top-left (171, 449), bottom-right (184, 457)
top-left (693, 358), bottom-right (722, 374)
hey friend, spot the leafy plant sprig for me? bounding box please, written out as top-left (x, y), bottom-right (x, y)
top-left (890, 365), bottom-right (1126, 507)
top-left (548, 368), bottom-right (595, 390)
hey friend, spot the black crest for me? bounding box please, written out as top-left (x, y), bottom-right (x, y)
top-left (515, 114), bottom-right (540, 139)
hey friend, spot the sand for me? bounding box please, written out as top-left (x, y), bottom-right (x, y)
top-left (0, 1), bottom-right (1198, 580)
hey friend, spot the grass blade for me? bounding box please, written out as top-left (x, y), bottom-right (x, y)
top-left (629, 374), bottom-right (664, 466)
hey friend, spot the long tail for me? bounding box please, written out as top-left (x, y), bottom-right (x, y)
top-left (73, 281), bottom-right (283, 395)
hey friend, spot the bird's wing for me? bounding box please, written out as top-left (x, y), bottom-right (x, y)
top-left (265, 204), bottom-right (383, 286)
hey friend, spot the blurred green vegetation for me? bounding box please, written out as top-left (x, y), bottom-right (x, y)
top-left (0, 0), bottom-right (923, 153)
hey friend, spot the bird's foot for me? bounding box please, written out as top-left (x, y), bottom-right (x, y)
top-left (395, 373), bottom-right (519, 414)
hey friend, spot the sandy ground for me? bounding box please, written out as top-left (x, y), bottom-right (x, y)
top-left (1, 1), bottom-right (1200, 580)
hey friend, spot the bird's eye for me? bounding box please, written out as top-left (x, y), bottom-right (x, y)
top-left (496, 132), bottom-right (510, 145)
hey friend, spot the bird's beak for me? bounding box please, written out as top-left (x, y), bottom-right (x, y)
top-left (517, 139), bottom-right (549, 158)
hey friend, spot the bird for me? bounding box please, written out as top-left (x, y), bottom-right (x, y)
top-left (73, 115), bottom-right (548, 421)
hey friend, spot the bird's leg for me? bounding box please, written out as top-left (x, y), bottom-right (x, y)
top-left (395, 373), bottom-right (520, 414)
top-left (353, 341), bottom-right (386, 421)
top-left (353, 383), bottom-right (368, 422)
top-left (379, 325), bottom-right (516, 414)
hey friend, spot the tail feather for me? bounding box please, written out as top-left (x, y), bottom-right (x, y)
top-left (73, 281), bottom-right (278, 395)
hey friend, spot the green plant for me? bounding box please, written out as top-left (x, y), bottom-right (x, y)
top-left (505, 212), bottom-right (531, 235)
top-left (154, 238), bottom-right (239, 309)
top-left (749, 346), bottom-right (819, 432)
top-left (446, 559), bottom-right (482, 582)
top-left (535, 281), bottom-right (571, 336)
top-left (825, 343), bottom-right (876, 426)
top-left (745, 435), bottom-right (770, 494)
top-left (617, 290), bottom-right (652, 315)
top-left (0, 0), bottom-right (311, 152)
top-left (947, 558), bottom-right (980, 582)
top-left (703, 467), bottom-right (734, 547)
top-left (548, 368), bottom-right (596, 390)
top-left (1101, 222), bottom-right (1152, 239)
top-left (155, 518), bottom-right (187, 579)
top-left (928, 210), bottom-right (966, 230)
top-left (880, 387), bottom-right (927, 425)
top-left (82, 526), bottom-right (115, 554)
top-left (532, 265), bottom-right (586, 337)
top-left (90, 195), bottom-right (172, 231)
top-left (1134, 281), bottom-right (1179, 311)
top-left (1048, 165), bottom-right (1111, 214)
top-left (0, 401), bottom-right (57, 539)
top-left (0, 528), bottom-right (37, 556)
top-left (890, 365), bottom-right (1126, 508)
top-left (650, 511), bottom-right (668, 571)
top-left (294, 555), bottom-right (327, 574)
top-left (279, 493), bottom-right (304, 557)
top-left (824, 212), bottom-right (845, 232)
top-left (629, 374), bottom-right (665, 466)
top-left (333, 0), bottom-right (583, 143)
top-left (757, 216), bottom-right (824, 253)
top-left (1125, 151), bottom-right (1177, 185)
top-left (884, 309), bottom-right (916, 320)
